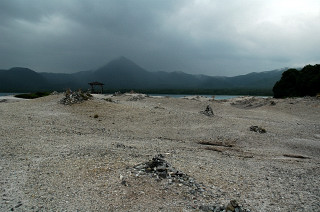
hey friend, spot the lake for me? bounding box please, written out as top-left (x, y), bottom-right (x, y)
top-left (148, 94), bottom-right (270, 100)
top-left (0, 93), bottom-right (20, 97)
top-left (0, 93), bottom-right (270, 100)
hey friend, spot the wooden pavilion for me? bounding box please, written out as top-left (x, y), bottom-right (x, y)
top-left (88, 81), bottom-right (104, 94)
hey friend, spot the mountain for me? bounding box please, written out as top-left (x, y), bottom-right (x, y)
top-left (0, 57), bottom-right (285, 93)
top-left (226, 69), bottom-right (287, 89)
top-left (93, 57), bottom-right (154, 88)
top-left (0, 67), bottom-right (49, 92)
top-left (91, 57), bottom-right (284, 90)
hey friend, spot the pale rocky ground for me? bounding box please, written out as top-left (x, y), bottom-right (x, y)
top-left (0, 93), bottom-right (319, 211)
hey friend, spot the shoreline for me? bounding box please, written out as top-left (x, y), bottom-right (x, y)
top-left (0, 95), bottom-right (30, 102)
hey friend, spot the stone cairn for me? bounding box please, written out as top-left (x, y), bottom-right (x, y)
top-left (132, 154), bottom-right (205, 192)
top-left (200, 105), bottom-right (214, 116)
top-left (131, 154), bottom-right (249, 212)
top-left (60, 89), bottom-right (92, 105)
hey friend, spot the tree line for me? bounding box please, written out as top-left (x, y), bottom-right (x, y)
top-left (273, 64), bottom-right (320, 98)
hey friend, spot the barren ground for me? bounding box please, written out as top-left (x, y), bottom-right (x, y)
top-left (0, 94), bottom-right (319, 211)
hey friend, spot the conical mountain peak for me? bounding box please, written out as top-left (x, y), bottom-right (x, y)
top-left (95, 56), bottom-right (148, 76)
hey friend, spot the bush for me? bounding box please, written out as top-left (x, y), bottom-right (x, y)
top-left (15, 91), bottom-right (51, 99)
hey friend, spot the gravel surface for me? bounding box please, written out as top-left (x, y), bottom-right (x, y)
top-left (0, 93), bottom-right (319, 211)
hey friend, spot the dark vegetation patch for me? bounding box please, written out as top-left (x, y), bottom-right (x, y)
top-left (15, 91), bottom-right (51, 99)
top-left (273, 64), bottom-right (320, 98)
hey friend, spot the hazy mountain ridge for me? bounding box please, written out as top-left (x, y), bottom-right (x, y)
top-left (0, 57), bottom-right (285, 92)
top-left (0, 67), bottom-right (49, 91)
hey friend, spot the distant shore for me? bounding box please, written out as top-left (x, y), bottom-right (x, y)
top-left (0, 92), bottom-right (271, 100)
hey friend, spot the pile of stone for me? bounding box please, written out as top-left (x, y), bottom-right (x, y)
top-left (200, 105), bottom-right (214, 116)
top-left (250, 125), bottom-right (266, 133)
top-left (60, 89), bottom-right (92, 105)
top-left (132, 155), bottom-right (250, 212)
top-left (132, 154), bottom-right (205, 193)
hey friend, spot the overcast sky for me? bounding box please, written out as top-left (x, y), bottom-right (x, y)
top-left (0, 0), bottom-right (319, 76)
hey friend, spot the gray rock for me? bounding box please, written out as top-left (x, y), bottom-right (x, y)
top-left (199, 205), bottom-right (215, 211)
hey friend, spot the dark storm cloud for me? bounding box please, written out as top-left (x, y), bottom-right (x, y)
top-left (1, 0), bottom-right (319, 76)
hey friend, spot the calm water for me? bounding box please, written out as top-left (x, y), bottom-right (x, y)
top-left (149, 94), bottom-right (269, 100)
top-left (0, 93), bottom-right (269, 100)
top-left (0, 93), bottom-right (19, 97)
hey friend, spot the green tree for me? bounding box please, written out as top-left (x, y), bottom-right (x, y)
top-left (273, 64), bottom-right (320, 98)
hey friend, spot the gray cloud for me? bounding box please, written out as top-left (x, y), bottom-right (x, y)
top-left (1, 0), bottom-right (319, 76)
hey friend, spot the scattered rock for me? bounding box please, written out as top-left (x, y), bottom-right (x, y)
top-left (120, 175), bottom-right (128, 186)
top-left (201, 105), bottom-right (214, 116)
top-left (113, 91), bottom-right (122, 96)
top-left (60, 89), bottom-right (92, 105)
top-left (225, 199), bottom-right (238, 211)
top-left (104, 98), bottom-right (119, 103)
top-left (249, 126), bottom-right (266, 133)
top-left (154, 104), bottom-right (165, 109)
top-left (270, 101), bottom-right (276, 106)
top-left (50, 91), bottom-right (59, 95)
top-left (199, 200), bottom-right (248, 212)
top-left (128, 94), bottom-right (146, 101)
top-left (116, 143), bottom-right (126, 148)
top-left (231, 97), bottom-right (272, 109)
top-left (15, 202), bottom-right (23, 208)
top-left (121, 180), bottom-right (128, 186)
top-left (114, 143), bottom-right (134, 149)
top-left (199, 205), bottom-right (215, 211)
